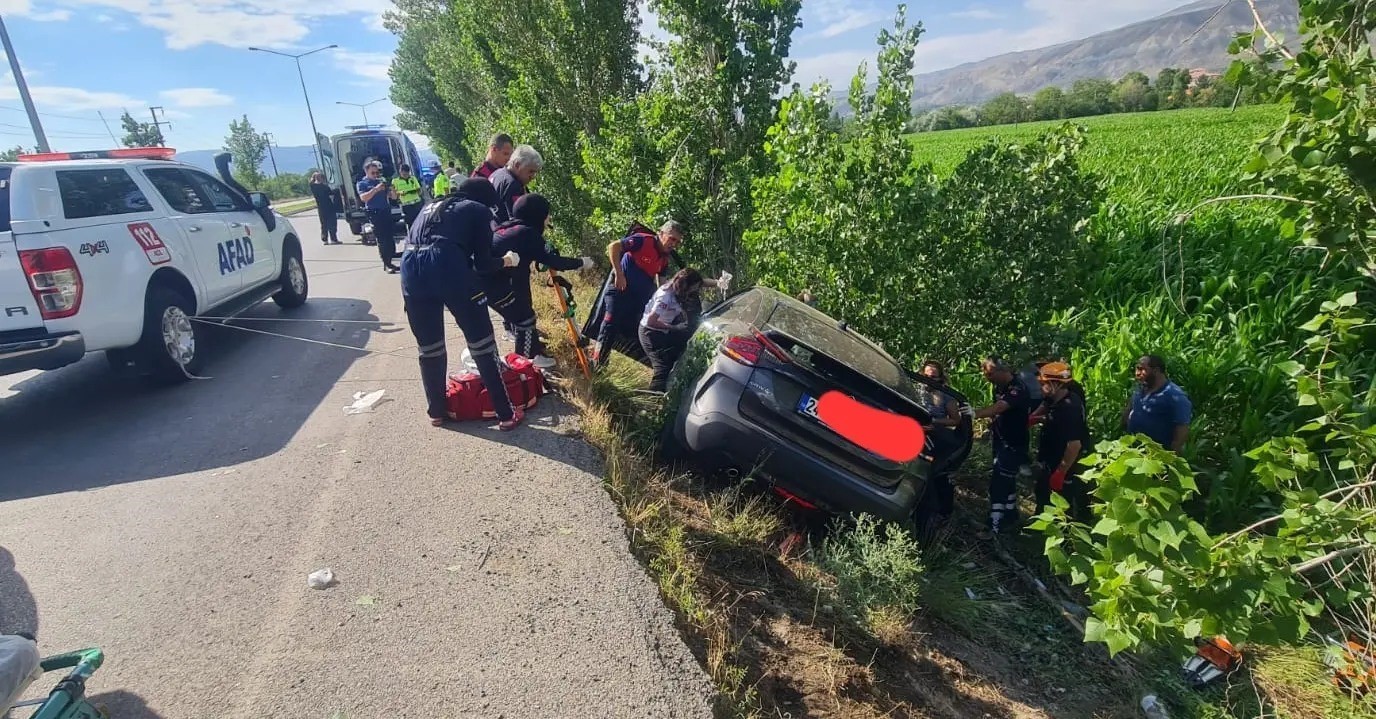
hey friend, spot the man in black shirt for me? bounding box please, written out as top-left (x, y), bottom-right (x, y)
top-left (972, 356), bottom-right (1032, 533)
top-left (1033, 361), bottom-right (1092, 522)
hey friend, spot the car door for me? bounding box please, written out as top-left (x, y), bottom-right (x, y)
top-left (141, 167), bottom-right (242, 306)
top-left (185, 169), bottom-right (276, 288)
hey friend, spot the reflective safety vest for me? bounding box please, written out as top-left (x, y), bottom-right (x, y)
top-left (624, 224), bottom-right (668, 281)
top-left (393, 175), bottom-right (422, 205)
top-left (432, 172), bottom-right (450, 197)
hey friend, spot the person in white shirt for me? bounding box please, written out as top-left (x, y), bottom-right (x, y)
top-left (638, 268), bottom-right (704, 392)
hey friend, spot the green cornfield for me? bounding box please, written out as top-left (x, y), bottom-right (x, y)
top-left (909, 106), bottom-right (1367, 529)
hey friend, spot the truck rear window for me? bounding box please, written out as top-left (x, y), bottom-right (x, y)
top-left (57, 168), bottom-right (153, 219)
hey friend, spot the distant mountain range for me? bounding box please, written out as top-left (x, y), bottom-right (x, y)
top-left (177, 144), bottom-right (441, 177)
top-left (863, 0), bottom-right (1299, 111)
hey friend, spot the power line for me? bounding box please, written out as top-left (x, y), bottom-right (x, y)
top-left (0, 104), bottom-right (107, 123)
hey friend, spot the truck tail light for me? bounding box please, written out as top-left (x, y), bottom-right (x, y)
top-left (20, 247), bottom-right (83, 320)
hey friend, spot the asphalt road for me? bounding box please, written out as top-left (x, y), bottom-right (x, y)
top-left (0, 212), bottom-right (713, 717)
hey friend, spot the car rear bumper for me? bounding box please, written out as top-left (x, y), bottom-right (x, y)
top-left (0, 330), bottom-right (85, 375)
top-left (679, 373), bottom-right (921, 522)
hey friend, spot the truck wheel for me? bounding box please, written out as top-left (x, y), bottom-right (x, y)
top-left (272, 243), bottom-right (308, 309)
top-left (135, 285), bottom-right (202, 385)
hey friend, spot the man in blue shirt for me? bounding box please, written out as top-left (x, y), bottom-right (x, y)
top-left (357, 160), bottom-right (399, 273)
top-left (1124, 354), bottom-right (1192, 453)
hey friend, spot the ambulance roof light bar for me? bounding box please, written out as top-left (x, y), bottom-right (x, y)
top-left (16, 147), bottom-right (177, 162)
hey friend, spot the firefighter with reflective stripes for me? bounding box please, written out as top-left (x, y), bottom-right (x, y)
top-left (971, 356), bottom-right (1033, 533)
top-left (593, 220), bottom-right (680, 367)
top-left (400, 178), bottom-right (524, 430)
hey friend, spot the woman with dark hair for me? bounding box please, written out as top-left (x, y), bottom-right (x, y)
top-left (309, 172), bottom-right (339, 245)
top-left (638, 268), bottom-right (703, 392)
top-left (487, 193), bottom-right (594, 368)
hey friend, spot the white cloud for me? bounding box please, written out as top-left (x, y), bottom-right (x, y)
top-left (948, 8), bottom-right (1001, 21)
top-left (333, 50), bottom-right (393, 83)
top-left (800, 0), bottom-right (885, 40)
top-left (0, 84), bottom-right (144, 112)
top-left (160, 87), bottom-right (235, 107)
top-left (791, 49), bottom-right (874, 89)
top-left (30, 8), bottom-right (73, 21)
top-left (364, 11), bottom-right (387, 33)
top-left (40, 0), bottom-right (392, 50)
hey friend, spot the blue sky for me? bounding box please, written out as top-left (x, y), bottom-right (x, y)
top-left (0, 0), bottom-right (1196, 152)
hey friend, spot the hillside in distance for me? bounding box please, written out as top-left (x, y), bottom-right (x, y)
top-left (906, 0), bottom-right (1299, 109)
top-left (177, 144), bottom-right (440, 177)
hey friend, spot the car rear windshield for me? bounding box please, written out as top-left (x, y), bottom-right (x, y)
top-left (764, 300), bottom-right (929, 408)
top-left (0, 166), bottom-right (10, 232)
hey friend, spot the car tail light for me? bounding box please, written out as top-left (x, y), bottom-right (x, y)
top-left (722, 330), bottom-right (792, 367)
top-left (721, 335), bottom-right (764, 365)
top-left (772, 486), bottom-right (819, 511)
top-left (20, 247), bottom-right (83, 320)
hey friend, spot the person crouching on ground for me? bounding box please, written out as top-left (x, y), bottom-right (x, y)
top-left (394, 164), bottom-right (424, 230)
top-left (400, 178), bottom-right (525, 431)
top-left (639, 269), bottom-right (703, 392)
top-left (486, 193), bottom-right (595, 369)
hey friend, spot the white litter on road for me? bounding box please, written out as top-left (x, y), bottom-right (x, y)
top-left (344, 390), bottom-right (390, 415)
top-left (308, 568), bottom-right (336, 589)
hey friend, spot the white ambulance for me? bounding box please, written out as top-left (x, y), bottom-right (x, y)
top-left (0, 147), bottom-right (309, 384)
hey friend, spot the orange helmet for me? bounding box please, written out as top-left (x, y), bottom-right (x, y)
top-left (1038, 361), bottom-right (1073, 384)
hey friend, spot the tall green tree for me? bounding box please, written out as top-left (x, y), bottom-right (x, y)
top-left (1114, 71), bottom-right (1158, 112)
top-left (980, 92), bottom-right (1029, 126)
top-left (119, 110), bottom-right (164, 148)
top-left (1066, 77), bottom-right (1118, 117)
top-left (386, 0), bottom-right (642, 249)
top-left (0, 146), bottom-right (29, 161)
top-left (579, 0), bottom-right (802, 268)
top-left (223, 115), bottom-right (267, 189)
top-left (1030, 85), bottom-right (1067, 120)
top-left (1156, 67), bottom-right (1191, 109)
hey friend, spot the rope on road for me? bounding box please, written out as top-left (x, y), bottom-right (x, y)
top-left (194, 316), bottom-right (397, 325)
top-left (189, 317), bottom-right (417, 360)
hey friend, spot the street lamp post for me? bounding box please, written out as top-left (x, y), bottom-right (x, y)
top-left (248, 44), bottom-right (336, 173)
top-left (336, 98), bottom-right (387, 127)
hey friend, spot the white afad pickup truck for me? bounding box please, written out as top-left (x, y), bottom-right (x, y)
top-left (0, 147), bottom-right (308, 384)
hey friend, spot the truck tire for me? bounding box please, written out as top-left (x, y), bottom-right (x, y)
top-left (272, 241), bottom-right (308, 309)
top-left (135, 284), bottom-right (203, 385)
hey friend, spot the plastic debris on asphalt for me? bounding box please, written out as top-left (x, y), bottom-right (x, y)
top-left (1140, 694), bottom-right (1170, 719)
top-left (344, 389), bottom-right (389, 415)
top-left (308, 568), bottom-right (336, 589)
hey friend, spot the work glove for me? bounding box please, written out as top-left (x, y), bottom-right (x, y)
top-left (1049, 467), bottom-right (1068, 493)
top-left (717, 271), bottom-right (733, 292)
top-left (581, 257), bottom-right (596, 270)
top-left (502, 250), bottom-right (520, 268)
top-left (960, 405), bottom-right (977, 420)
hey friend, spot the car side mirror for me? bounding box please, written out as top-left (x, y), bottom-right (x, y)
top-left (249, 191), bottom-right (271, 209)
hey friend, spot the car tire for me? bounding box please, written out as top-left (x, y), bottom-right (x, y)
top-left (134, 284), bottom-right (202, 385)
top-left (272, 242), bottom-right (309, 309)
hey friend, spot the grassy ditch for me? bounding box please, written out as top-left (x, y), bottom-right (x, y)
top-left (531, 273), bottom-right (1375, 719)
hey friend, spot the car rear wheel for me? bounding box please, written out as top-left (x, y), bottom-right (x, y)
top-left (133, 285), bottom-right (203, 385)
top-left (272, 243), bottom-right (308, 309)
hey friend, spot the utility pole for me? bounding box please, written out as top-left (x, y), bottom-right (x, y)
top-left (147, 106), bottom-right (171, 146)
top-left (0, 14), bottom-right (49, 152)
top-left (263, 133), bottom-right (280, 177)
top-left (249, 45), bottom-right (336, 174)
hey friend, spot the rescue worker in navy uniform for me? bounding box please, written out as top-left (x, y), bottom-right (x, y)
top-left (970, 356), bottom-right (1032, 533)
top-left (594, 220), bottom-right (681, 366)
top-left (486, 193), bottom-right (594, 369)
top-left (1032, 361), bottom-right (1092, 521)
top-left (400, 178), bottom-right (525, 431)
